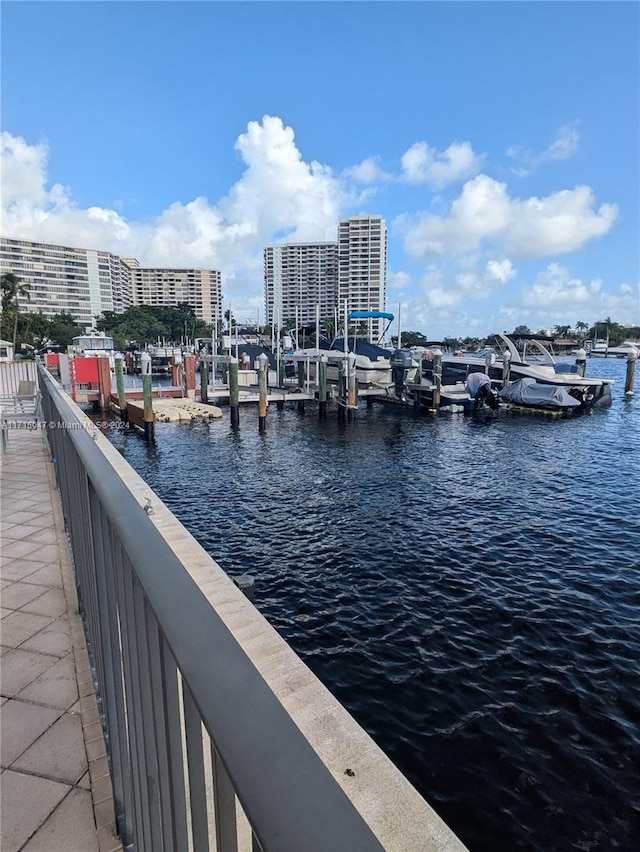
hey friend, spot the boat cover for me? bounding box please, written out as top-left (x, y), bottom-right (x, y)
top-left (499, 377), bottom-right (581, 408)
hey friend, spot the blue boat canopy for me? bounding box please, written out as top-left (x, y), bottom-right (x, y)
top-left (347, 311), bottom-right (395, 322)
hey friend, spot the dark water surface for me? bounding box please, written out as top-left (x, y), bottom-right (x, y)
top-left (102, 358), bottom-right (639, 851)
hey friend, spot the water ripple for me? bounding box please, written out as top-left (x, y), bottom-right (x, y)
top-left (101, 358), bottom-right (640, 852)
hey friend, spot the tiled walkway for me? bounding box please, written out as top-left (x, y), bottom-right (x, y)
top-left (1, 427), bottom-right (122, 852)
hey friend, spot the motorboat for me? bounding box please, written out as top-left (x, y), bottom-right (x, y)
top-left (413, 334), bottom-right (613, 412)
top-left (292, 311), bottom-right (419, 388)
top-left (498, 378), bottom-right (583, 412)
top-left (429, 334), bottom-right (612, 410)
top-left (588, 340), bottom-right (640, 358)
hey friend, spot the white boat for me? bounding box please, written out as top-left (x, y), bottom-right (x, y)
top-left (418, 334), bottom-right (613, 411)
top-left (293, 311), bottom-right (419, 388)
top-left (588, 340), bottom-right (640, 358)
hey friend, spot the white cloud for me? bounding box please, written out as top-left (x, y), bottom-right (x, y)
top-left (400, 140), bottom-right (485, 189)
top-left (0, 118), bottom-right (359, 299)
top-left (507, 122), bottom-right (580, 175)
top-left (399, 174), bottom-right (617, 260)
top-left (342, 156), bottom-right (390, 184)
top-left (503, 263), bottom-right (640, 330)
top-left (486, 258), bottom-right (516, 283)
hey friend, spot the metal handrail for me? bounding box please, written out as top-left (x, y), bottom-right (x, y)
top-left (38, 365), bottom-right (384, 852)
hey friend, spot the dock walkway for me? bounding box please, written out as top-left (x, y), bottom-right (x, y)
top-left (1, 427), bottom-right (121, 852)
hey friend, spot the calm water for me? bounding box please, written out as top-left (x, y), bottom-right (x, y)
top-left (102, 358), bottom-right (639, 851)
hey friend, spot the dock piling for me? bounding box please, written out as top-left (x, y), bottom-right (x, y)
top-left (337, 360), bottom-right (346, 422)
top-left (140, 355), bottom-right (155, 443)
top-left (184, 354), bottom-right (196, 400)
top-left (297, 361), bottom-right (306, 413)
top-left (318, 354), bottom-right (328, 419)
top-left (114, 354), bottom-right (128, 422)
top-left (502, 350), bottom-right (511, 387)
top-left (229, 357), bottom-right (240, 427)
top-left (200, 357), bottom-right (209, 404)
top-left (625, 347), bottom-right (637, 396)
top-left (347, 352), bottom-right (358, 422)
top-left (432, 349), bottom-right (443, 410)
top-left (258, 353), bottom-right (268, 432)
top-left (575, 348), bottom-right (587, 378)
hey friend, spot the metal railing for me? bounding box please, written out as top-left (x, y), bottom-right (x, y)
top-left (38, 365), bottom-right (385, 852)
top-left (39, 368), bottom-right (464, 852)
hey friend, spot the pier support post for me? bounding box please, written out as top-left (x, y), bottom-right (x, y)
top-left (229, 357), bottom-right (240, 427)
top-left (625, 348), bottom-right (637, 396)
top-left (347, 352), bottom-right (358, 422)
top-left (575, 348), bottom-right (587, 378)
top-left (258, 353), bottom-right (268, 432)
top-left (114, 354), bottom-right (128, 422)
top-left (502, 350), bottom-right (511, 388)
top-left (337, 360), bottom-right (346, 422)
top-left (97, 356), bottom-right (112, 411)
top-left (432, 349), bottom-right (442, 411)
top-left (171, 354), bottom-right (183, 395)
top-left (318, 355), bottom-right (328, 419)
top-left (297, 361), bottom-right (306, 413)
top-left (184, 354), bottom-right (196, 400)
top-left (200, 357), bottom-right (209, 404)
top-left (140, 353), bottom-right (154, 441)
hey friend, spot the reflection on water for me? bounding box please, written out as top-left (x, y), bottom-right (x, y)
top-left (101, 357), bottom-right (640, 851)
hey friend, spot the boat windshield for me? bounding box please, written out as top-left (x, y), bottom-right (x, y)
top-left (494, 334), bottom-right (556, 365)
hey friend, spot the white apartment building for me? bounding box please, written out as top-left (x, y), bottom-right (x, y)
top-left (338, 215), bottom-right (387, 342)
top-left (264, 242), bottom-right (338, 328)
top-left (264, 216), bottom-right (387, 341)
top-left (0, 237), bottom-right (126, 328)
top-left (0, 237), bottom-right (222, 329)
top-left (124, 259), bottom-right (221, 325)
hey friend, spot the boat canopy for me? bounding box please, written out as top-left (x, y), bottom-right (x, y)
top-left (347, 311), bottom-right (395, 322)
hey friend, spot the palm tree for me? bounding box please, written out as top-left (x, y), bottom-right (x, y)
top-left (575, 321), bottom-right (589, 340)
top-left (1, 272), bottom-right (31, 352)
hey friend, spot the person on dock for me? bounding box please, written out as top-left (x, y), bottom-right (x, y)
top-left (466, 371), bottom-right (499, 410)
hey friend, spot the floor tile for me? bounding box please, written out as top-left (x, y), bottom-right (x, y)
top-left (22, 587), bottom-right (68, 618)
top-left (17, 653), bottom-right (79, 709)
top-left (22, 543), bottom-right (62, 565)
top-left (21, 787), bottom-right (99, 852)
top-left (0, 611), bottom-right (55, 651)
top-left (1, 510), bottom-right (42, 527)
top-left (19, 562), bottom-right (64, 588)
top-left (21, 620), bottom-right (72, 657)
top-left (1, 581), bottom-right (48, 612)
top-left (0, 558), bottom-right (44, 582)
top-left (1, 538), bottom-right (45, 560)
top-left (0, 769), bottom-right (70, 852)
top-left (0, 699), bottom-right (62, 766)
top-left (13, 712), bottom-right (87, 784)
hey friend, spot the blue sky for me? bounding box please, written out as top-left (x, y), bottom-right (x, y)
top-left (2, 1), bottom-right (638, 338)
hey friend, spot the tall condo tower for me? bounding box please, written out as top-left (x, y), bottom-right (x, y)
top-left (337, 215), bottom-right (387, 342)
top-left (264, 242), bottom-right (338, 329)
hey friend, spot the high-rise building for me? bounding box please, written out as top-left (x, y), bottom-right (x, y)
top-left (338, 215), bottom-right (387, 342)
top-left (263, 216), bottom-right (388, 342)
top-left (0, 237), bottom-right (222, 329)
top-left (0, 237), bottom-right (128, 328)
top-left (124, 261), bottom-right (221, 325)
top-left (264, 242), bottom-right (338, 328)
